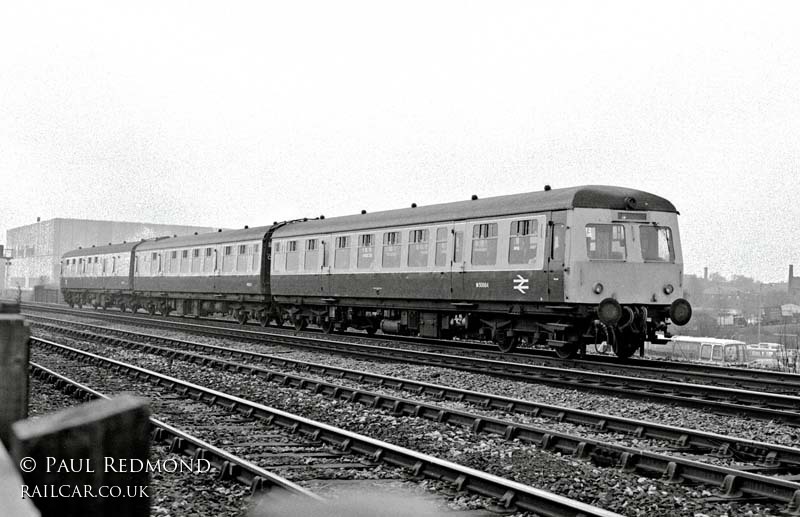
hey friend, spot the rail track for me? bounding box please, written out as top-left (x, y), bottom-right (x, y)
top-left (21, 302), bottom-right (800, 393)
top-left (29, 362), bottom-right (318, 500)
top-left (30, 336), bottom-right (619, 517)
top-left (25, 311), bottom-right (800, 425)
top-left (28, 321), bottom-right (800, 513)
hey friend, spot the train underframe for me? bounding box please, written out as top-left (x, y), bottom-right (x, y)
top-left (62, 289), bottom-right (680, 359)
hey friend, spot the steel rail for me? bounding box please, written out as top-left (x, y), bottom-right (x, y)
top-left (31, 337), bottom-right (620, 517)
top-left (32, 320), bottom-right (800, 471)
top-left (26, 312), bottom-right (800, 424)
top-left (29, 361), bottom-right (318, 498)
top-left (22, 302), bottom-right (800, 390)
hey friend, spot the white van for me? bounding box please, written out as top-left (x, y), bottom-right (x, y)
top-left (645, 336), bottom-right (749, 366)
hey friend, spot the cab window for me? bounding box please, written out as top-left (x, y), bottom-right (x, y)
top-left (585, 224), bottom-right (626, 260)
top-left (640, 225), bottom-right (675, 262)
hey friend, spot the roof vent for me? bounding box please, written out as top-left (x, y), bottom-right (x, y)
top-left (78, 246), bottom-right (82, 249)
top-left (218, 229), bottom-right (222, 232)
top-left (123, 241), bottom-right (126, 244)
top-left (303, 218), bottom-right (308, 222)
top-left (361, 210), bottom-right (367, 214)
top-left (411, 203), bottom-right (417, 208)
top-left (471, 195), bottom-right (478, 201)
top-left (320, 215), bottom-right (325, 220)
top-left (91, 245), bottom-right (95, 248)
top-left (173, 234), bottom-right (177, 238)
top-left (544, 185), bottom-right (551, 191)
top-left (108, 242), bottom-right (112, 245)
top-left (244, 225), bottom-right (249, 229)
top-left (273, 221), bottom-right (277, 225)
top-left (194, 232), bottom-right (198, 235)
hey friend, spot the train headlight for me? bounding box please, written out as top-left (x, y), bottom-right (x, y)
top-left (593, 283), bottom-right (604, 295)
top-left (597, 298), bottom-right (622, 326)
top-left (669, 298), bottom-right (692, 326)
top-left (663, 284), bottom-right (674, 295)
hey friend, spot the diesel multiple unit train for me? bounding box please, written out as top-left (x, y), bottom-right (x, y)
top-left (60, 185), bottom-right (692, 358)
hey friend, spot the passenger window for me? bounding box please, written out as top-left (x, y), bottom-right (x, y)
top-left (712, 346), bottom-right (723, 361)
top-left (205, 248), bottom-right (213, 257)
top-left (640, 225), bottom-right (675, 262)
top-left (382, 231), bottom-right (401, 268)
top-left (725, 345), bottom-right (738, 361)
top-left (193, 249), bottom-right (199, 258)
top-left (435, 228), bottom-right (448, 267)
top-left (508, 219), bottom-right (540, 265)
top-left (453, 231), bottom-right (463, 263)
top-left (471, 223), bottom-right (498, 266)
top-left (238, 244), bottom-right (247, 254)
top-left (408, 229), bottom-right (429, 267)
top-left (357, 234), bottom-right (375, 269)
top-left (585, 224), bottom-right (626, 260)
top-left (334, 236), bottom-right (351, 269)
top-left (305, 239), bottom-right (319, 270)
top-left (224, 246), bottom-right (232, 256)
top-left (700, 344), bottom-right (712, 360)
top-left (286, 240), bottom-right (299, 271)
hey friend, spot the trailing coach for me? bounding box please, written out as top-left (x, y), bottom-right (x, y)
top-left (60, 185), bottom-right (692, 358)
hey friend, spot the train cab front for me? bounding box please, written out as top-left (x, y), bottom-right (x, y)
top-left (566, 204), bottom-right (692, 358)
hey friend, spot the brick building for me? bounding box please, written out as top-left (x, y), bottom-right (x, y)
top-left (3, 218), bottom-right (216, 294)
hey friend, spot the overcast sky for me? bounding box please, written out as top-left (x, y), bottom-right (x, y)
top-left (1, 1), bottom-right (798, 282)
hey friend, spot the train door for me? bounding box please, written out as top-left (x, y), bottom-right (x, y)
top-left (319, 237), bottom-right (333, 295)
top-left (546, 211), bottom-right (567, 302)
top-left (449, 222), bottom-right (468, 301)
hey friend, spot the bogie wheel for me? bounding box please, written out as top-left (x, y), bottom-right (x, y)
top-left (68, 301), bottom-right (74, 308)
top-left (236, 311), bottom-right (248, 325)
top-left (119, 304), bottom-right (126, 313)
top-left (293, 316), bottom-right (308, 331)
top-left (365, 326), bottom-right (377, 336)
top-left (614, 329), bottom-right (642, 359)
top-left (554, 342), bottom-right (579, 359)
top-left (494, 332), bottom-right (519, 353)
top-left (258, 312), bottom-right (269, 327)
top-left (321, 317), bottom-right (335, 334)
top-left (147, 304), bottom-right (156, 316)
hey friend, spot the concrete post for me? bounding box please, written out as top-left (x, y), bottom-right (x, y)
top-left (11, 395), bottom-right (151, 517)
top-left (0, 302), bottom-right (30, 447)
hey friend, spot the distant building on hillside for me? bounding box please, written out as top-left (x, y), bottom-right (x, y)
top-left (3, 218), bottom-right (217, 293)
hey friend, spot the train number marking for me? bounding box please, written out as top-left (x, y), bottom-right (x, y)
top-left (513, 275), bottom-right (529, 294)
top-left (475, 282), bottom-right (489, 288)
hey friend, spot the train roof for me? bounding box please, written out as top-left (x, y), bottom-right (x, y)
top-left (273, 185), bottom-right (678, 238)
top-left (135, 225), bottom-right (273, 251)
top-left (62, 241), bottom-right (139, 259)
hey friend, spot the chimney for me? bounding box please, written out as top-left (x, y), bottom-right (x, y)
top-left (37, 217), bottom-right (41, 222)
top-left (703, 267), bottom-right (708, 281)
top-left (790, 264), bottom-right (795, 291)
